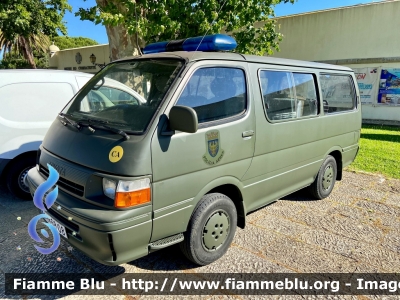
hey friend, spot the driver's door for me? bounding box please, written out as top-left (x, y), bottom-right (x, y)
top-left (150, 61), bottom-right (255, 242)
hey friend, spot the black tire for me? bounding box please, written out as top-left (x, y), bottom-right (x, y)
top-left (180, 193), bottom-right (237, 266)
top-left (308, 155), bottom-right (337, 200)
top-left (6, 155), bottom-right (36, 200)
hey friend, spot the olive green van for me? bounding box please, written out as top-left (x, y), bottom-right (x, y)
top-left (27, 35), bottom-right (361, 266)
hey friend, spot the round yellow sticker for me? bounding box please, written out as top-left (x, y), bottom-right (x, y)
top-left (109, 146), bottom-right (123, 163)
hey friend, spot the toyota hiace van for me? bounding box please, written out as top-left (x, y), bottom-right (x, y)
top-left (27, 35), bottom-right (361, 265)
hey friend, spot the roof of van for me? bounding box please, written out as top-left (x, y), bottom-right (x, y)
top-left (0, 69), bottom-right (93, 76)
top-left (115, 51), bottom-right (353, 72)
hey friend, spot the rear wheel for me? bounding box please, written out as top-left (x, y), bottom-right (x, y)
top-left (308, 155), bottom-right (337, 200)
top-left (180, 193), bottom-right (237, 265)
top-left (6, 155), bottom-right (36, 200)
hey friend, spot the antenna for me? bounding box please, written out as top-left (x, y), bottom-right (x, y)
top-left (192, 0), bottom-right (230, 54)
top-left (135, 1), bottom-right (142, 56)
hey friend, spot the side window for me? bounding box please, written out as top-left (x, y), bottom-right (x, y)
top-left (260, 71), bottom-right (295, 120)
top-left (260, 70), bottom-right (318, 121)
top-left (176, 67), bottom-right (246, 123)
top-left (292, 73), bottom-right (318, 117)
top-left (319, 74), bottom-right (355, 113)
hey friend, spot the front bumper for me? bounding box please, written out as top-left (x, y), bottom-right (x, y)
top-left (26, 167), bottom-right (152, 265)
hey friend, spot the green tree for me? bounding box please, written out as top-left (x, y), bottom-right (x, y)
top-left (0, 30), bottom-right (50, 67)
top-left (0, 0), bottom-right (71, 68)
top-left (53, 36), bottom-right (99, 50)
top-left (76, 0), bottom-right (296, 60)
top-left (0, 35), bottom-right (99, 69)
top-left (0, 51), bottom-right (49, 69)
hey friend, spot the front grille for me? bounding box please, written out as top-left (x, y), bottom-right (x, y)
top-left (47, 208), bottom-right (80, 232)
top-left (40, 165), bottom-right (84, 197)
top-left (46, 208), bottom-right (82, 241)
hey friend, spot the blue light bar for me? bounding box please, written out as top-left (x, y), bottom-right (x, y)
top-left (143, 34), bottom-right (237, 54)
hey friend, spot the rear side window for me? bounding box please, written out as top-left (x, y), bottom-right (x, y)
top-left (176, 67), bottom-right (246, 124)
top-left (259, 70), bottom-right (318, 121)
top-left (319, 74), bottom-right (356, 113)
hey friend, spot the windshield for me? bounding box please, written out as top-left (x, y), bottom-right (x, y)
top-left (62, 59), bottom-right (183, 134)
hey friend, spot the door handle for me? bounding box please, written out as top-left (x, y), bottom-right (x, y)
top-left (242, 130), bottom-right (254, 138)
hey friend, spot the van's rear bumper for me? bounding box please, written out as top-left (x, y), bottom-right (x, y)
top-left (342, 144), bottom-right (359, 168)
top-left (26, 167), bottom-right (152, 266)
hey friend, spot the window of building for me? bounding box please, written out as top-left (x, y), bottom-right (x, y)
top-left (176, 67), bottom-right (247, 124)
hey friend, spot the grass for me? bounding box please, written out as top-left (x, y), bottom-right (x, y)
top-left (346, 124), bottom-right (400, 179)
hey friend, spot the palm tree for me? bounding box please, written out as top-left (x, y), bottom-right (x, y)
top-left (0, 30), bottom-right (50, 69)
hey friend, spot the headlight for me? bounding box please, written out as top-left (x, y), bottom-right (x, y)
top-left (115, 178), bottom-right (151, 208)
top-left (102, 177), bottom-right (151, 208)
top-left (102, 178), bottom-right (117, 199)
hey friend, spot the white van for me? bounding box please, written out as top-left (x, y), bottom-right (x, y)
top-left (0, 70), bottom-right (93, 199)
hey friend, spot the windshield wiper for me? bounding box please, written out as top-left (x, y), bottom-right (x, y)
top-left (77, 118), bottom-right (130, 140)
top-left (58, 113), bottom-right (81, 130)
top-left (99, 124), bottom-right (130, 140)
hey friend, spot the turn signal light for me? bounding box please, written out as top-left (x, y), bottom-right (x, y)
top-left (115, 188), bottom-right (151, 208)
top-left (114, 178), bottom-right (151, 208)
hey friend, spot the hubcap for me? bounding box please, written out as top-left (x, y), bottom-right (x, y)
top-left (202, 210), bottom-right (230, 251)
top-left (322, 165), bottom-right (333, 190)
top-left (18, 167), bottom-right (31, 193)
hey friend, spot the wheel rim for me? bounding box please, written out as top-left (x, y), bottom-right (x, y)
top-left (17, 167), bottom-right (31, 193)
top-left (322, 164), bottom-right (334, 190)
top-left (202, 210), bottom-right (230, 251)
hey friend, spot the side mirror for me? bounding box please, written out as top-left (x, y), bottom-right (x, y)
top-left (169, 106), bottom-right (198, 133)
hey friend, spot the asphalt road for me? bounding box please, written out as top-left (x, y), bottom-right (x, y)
top-left (1, 171), bottom-right (400, 299)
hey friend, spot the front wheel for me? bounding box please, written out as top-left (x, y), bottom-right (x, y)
top-left (308, 155), bottom-right (337, 200)
top-left (180, 193), bottom-right (237, 266)
top-left (6, 155), bottom-right (36, 200)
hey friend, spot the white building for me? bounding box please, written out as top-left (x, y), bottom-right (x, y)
top-left (270, 0), bottom-right (400, 124)
top-left (49, 44), bottom-right (110, 74)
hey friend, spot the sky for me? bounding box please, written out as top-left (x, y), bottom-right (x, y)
top-left (64, 0), bottom-right (385, 45)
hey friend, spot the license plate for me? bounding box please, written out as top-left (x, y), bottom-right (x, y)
top-left (45, 214), bottom-right (68, 239)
